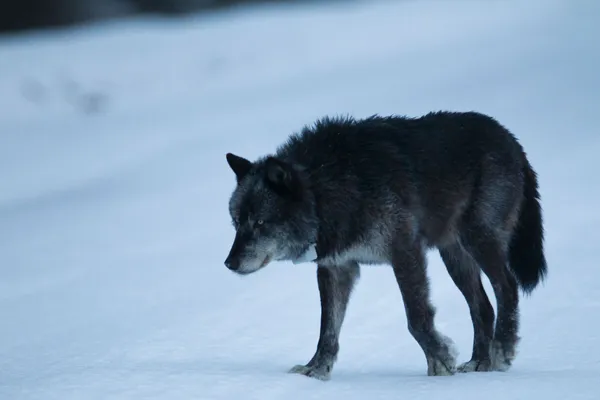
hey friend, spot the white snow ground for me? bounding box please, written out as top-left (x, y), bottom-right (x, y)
top-left (1, 0), bottom-right (599, 399)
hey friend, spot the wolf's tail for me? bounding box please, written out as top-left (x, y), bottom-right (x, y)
top-left (508, 159), bottom-right (547, 294)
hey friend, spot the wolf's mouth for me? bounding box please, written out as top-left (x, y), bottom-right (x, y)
top-left (260, 255), bottom-right (271, 268)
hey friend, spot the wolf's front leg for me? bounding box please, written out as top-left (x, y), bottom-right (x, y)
top-left (289, 262), bottom-right (360, 381)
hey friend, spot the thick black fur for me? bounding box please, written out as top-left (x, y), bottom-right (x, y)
top-left (224, 111), bottom-right (547, 379)
top-left (508, 160), bottom-right (547, 293)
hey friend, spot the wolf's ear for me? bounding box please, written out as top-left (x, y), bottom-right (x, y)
top-left (226, 153), bottom-right (253, 183)
top-left (264, 157), bottom-right (302, 198)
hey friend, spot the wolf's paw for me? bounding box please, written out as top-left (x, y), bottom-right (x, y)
top-left (426, 334), bottom-right (458, 376)
top-left (490, 340), bottom-right (516, 372)
top-left (427, 357), bottom-right (456, 376)
top-left (457, 359), bottom-right (492, 373)
top-left (288, 364), bottom-right (332, 381)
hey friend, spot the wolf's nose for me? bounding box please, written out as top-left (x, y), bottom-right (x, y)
top-left (224, 257), bottom-right (239, 271)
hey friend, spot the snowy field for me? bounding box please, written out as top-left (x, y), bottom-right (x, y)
top-left (1, 0), bottom-right (599, 399)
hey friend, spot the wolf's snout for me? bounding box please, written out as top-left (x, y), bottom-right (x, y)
top-left (224, 255), bottom-right (239, 271)
top-left (225, 230), bottom-right (247, 272)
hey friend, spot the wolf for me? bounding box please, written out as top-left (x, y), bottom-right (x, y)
top-left (224, 111), bottom-right (547, 380)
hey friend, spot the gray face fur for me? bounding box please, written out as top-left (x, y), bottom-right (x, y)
top-left (224, 153), bottom-right (317, 275)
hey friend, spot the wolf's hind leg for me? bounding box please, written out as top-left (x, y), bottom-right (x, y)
top-left (460, 220), bottom-right (520, 372)
top-left (289, 262), bottom-right (360, 381)
top-left (439, 242), bottom-right (495, 372)
top-left (393, 241), bottom-right (458, 376)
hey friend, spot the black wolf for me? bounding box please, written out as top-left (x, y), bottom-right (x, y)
top-left (224, 111), bottom-right (547, 380)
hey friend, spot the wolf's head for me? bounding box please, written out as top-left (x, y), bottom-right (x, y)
top-left (224, 153), bottom-right (318, 275)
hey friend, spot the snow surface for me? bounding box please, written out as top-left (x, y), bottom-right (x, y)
top-left (1, 0), bottom-right (600, 398)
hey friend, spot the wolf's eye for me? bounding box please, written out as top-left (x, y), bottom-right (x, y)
top-left (257, 219), bottom-right (264, 225)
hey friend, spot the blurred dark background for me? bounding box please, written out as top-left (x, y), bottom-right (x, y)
top-left (0, 0), bottom-right (323, 34)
